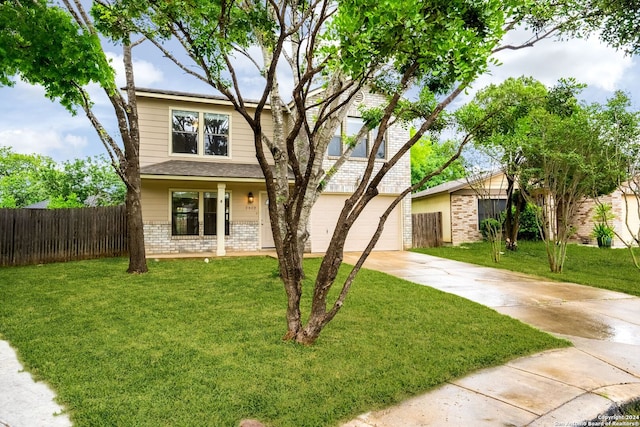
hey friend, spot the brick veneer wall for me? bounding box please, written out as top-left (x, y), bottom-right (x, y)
top-left (144, 221), bottom-right (259, 254)
top-left (445, 189), bottom-right (633, 248)
top-left (573, 198), bottom-right (603, 244)
top-left (573, 193), bottom-right (625, 247)
top-left (451, 194), bottom-right (482, 245)
top-left (320, 90), bottom-right (413, 249)
top-left (402, 193), bottom-right (413, 249)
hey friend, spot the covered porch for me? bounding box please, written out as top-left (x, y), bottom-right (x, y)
top-left (140, 160), bottom-right (282, 256)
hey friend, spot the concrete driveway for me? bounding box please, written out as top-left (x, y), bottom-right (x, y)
top-left (343, 251), bottom-right (640, 427)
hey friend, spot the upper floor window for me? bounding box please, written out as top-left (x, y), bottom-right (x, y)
top-left (172, 110), bottom-right (198, 154)
top-left (327, 116), bottom-right (386, 160)
top-left (204, 113), bottom-right (229, 156)
top-left (328, 125), bottom-right (342, 157)
top-left (371, 128), bottom-right (386, 159)
top-left (348, 117), bottom-right (368, 158)
top-left (171, 110), bottom-right (230, 157)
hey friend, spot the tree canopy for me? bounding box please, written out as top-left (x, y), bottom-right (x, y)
top-left (457, 76), bottom-right (552, 249)
top-left (411, 137), bottom-right (467, 192)
top-left (0, 0), bottom-right (115, 111)
top-left (1, 0), bottom-right (148, 273)
top-left (0, 146), bottom-right (125, 208)
top-left (0, 146), bottom-right (53, 208)
top-left (459, 77), bottom-right (636, 272)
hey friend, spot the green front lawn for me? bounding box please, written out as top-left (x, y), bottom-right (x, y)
top-left (413, 241), bottom-right (640, 297)
top-left (0, 256), bottom-right (567, 426)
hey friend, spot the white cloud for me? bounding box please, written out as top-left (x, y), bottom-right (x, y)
top-left (229, 46), bottom-right (264, 74)
top-left (467, 30), bottom-right (633, 98)
top-left (0, 49), bottom-right (166, 162)
top-left (0, 128), bottom-right (89, 160)
top-left (10, 52), bottom-right (165, 104)
top-left (82, 51), bottom-right (167, 107)
top-left (14, 80), bottom-right (47, 98)
top-left (105, 51), bottom-right (164, 88)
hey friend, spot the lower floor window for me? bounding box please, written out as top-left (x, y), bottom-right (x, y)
top-left (203, 191), bottom-right (230, 235)
top-left (478, 198), bottom-right (507, 227)
top-left (172, 190), bottom-right (230, 236)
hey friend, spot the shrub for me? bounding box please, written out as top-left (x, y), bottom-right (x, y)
top-left (518, 203), bottom-right (542, 241)
top-left (591, 223), bottom-right (614, 239)
top-left (480, 217), bottom-right (502, 240)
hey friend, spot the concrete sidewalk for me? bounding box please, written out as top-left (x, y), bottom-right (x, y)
top-left (0, 340), bottom-right (71, 427)
top-left (343, 251), bottom-right (640, 427)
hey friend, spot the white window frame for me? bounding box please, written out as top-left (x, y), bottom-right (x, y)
top-left (327, 116), bottom-right (386, 160)
top-left (169, 108), bottom-right (232, 159)
top-left (169, 189), bottom-right (232, 237)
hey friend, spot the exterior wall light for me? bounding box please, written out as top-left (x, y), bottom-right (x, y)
top-left (248, 192), bottom-right (254, 204)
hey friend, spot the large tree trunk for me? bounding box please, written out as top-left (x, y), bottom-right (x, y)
top-left (504, 176), bottom-right (526, 251)
top-left (290, 194), bottom-right (367, 345)
top-left (124, 165), bottom-right (147, 274)
top-left (121, 42), bottom-right (147, 274)
top-left (118, 43), bottom-right (148, 273)
top-left (280, 238), bottom-right (305, 340)
top-left (296, 248), bottom-right (344, 344)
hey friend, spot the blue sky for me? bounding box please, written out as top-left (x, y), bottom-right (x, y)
top-left (0, 29), bottom-right (638, 163)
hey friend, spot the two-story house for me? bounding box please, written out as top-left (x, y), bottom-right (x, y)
top-left (136, 88), bottom-right (412, 256)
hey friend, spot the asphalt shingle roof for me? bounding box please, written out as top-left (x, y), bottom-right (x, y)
top-left (411, 177), bottom-right (473, 199)
top-left (140, 160), bottom-right (290, 180)
top-left (411, 171), bottom-right (503, 200)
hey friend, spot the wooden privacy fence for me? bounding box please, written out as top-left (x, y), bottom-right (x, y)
top-left (0, 206), bottom-right (127, 266)
top-left (412, 212), bottom-right (443, 248)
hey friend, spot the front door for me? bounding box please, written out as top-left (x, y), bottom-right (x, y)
top-left (260, 191), bottom-right (275, 248)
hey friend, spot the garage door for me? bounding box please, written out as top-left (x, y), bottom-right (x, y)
top-left (309, 194), bottom-right (402, 252)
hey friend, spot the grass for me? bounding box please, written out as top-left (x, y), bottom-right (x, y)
top-left (413, 241), bottom-right (640, 297)
top-left (0, 256), bottom-right (567, 427)
top-left (622, 400), bottom-right (640, 416)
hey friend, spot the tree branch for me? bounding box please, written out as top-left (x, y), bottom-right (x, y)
top-left (71, 82), bottom-right (127, 183)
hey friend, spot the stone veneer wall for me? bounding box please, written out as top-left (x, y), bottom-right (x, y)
top-left (450, 194), bottom-right (482, 245)
top-left (144, 221), bottom-right (259, 255)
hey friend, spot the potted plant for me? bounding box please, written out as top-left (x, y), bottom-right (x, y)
top-left (591, 203), bottom-right (615, 248)
top-left (591, 223), bottom-right (614, 248)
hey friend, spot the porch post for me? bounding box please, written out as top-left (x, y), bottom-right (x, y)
top-left (217, 183), bottom-right (226, 256)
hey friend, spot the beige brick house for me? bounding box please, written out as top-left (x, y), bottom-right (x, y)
top-left (137, 88), bottom-right (412, 256)
top-left (411, 172), bottom-right (508, 245)
top-left (413, 171), bottom-right (640, 247)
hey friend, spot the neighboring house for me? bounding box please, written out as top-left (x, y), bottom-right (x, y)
top-left (411, 172), bottom-right (508, 245)
top-left (413, 171), bottom-right (640, 248)
top-left (23, 200), bottom-right (49, 209)
top-left (137, 88), bottom-right (412, 256)
top-left (23, 195), bottom-right (102, 209)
